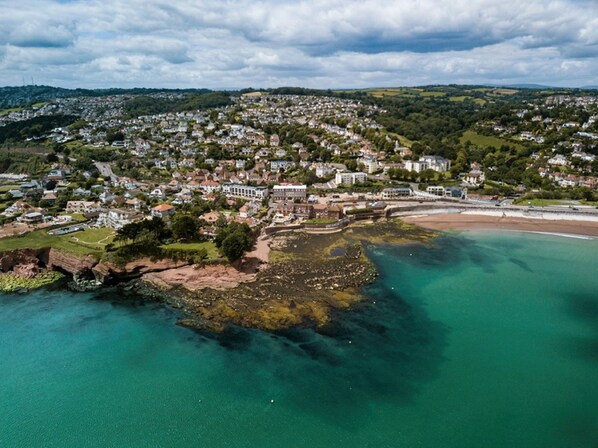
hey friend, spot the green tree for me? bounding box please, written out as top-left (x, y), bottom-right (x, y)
top-left (171, 215), bottom-right (199, 241)
top-left (214, 222), bottom-right (254, 261)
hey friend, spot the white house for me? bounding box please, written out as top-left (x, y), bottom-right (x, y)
top-left (404, 160), bottom-right (429, 173)
top-left (96, 209), bottom-right (143, 229)
top-left (420, 155), bottom-right (451, 173)
top-left (222, 183), bottom-right (269, 200)
top-left (335, 172), bottom-right (368, 186)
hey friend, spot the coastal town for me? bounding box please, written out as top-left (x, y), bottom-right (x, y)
top-left (2, 88), bottom-right (597, 235)
top-left (1, 86), bottom-right (598, 302)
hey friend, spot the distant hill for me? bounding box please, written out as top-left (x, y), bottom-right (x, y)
top-left (489, 83), bottom-right (598, 91)
top-left (0, 85), bottom-right (214, 110)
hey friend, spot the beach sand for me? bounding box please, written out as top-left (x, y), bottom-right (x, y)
top-left (402, 213), bottom-right (598, 237)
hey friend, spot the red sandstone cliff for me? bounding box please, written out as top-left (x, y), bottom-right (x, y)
top-left (92, 257), bottom-right (191, 284)
top-left (47, 249), bottom-right (98, 276)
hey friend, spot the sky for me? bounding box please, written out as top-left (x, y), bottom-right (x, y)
top-left (0, 0), bottom-right (597, 89)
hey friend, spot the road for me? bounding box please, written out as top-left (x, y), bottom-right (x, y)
top-left (94, 161), bottom-right (118, 182)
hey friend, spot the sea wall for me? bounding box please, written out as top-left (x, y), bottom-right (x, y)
top-left (388, 204), bottom-right (598, 222)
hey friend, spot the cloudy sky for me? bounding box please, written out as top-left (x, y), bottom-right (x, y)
top-left (0, 0), bottom-right (597, 89)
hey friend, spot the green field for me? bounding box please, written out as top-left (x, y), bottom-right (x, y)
top-left (514, 198), bottom-right (598, 207)
top-left (0, 185), bottom-right (20, 193)
top-left (67, 228), bottom-right (115, 249)
top-left (0, 107), bottom-right (24, 116)
top-left (365, 88), bottom-right (449, 99)
top-left (513, 198), bottom-right (571, 206)
top-left (388, 131), bottom-right (414, 147)
top-left (367, 88), bottom-right (417, 98)
top-left (460, 130), bottom-right (524, 151)
top-left (161, 241), bottom-right (220, 259)
top-left (0, 227), bottom-right (114, 256)
top-left (419, 91), bottom-right (446, 97)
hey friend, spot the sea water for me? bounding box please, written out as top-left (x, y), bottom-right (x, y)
top-left (0, 231), bottom-right (597, 447)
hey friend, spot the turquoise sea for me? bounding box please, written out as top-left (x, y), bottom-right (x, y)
top-left (1, 231), bottom-right (597, 447)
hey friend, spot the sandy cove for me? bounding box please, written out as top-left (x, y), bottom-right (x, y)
top-left (402, 213), bottom-right (598, 237)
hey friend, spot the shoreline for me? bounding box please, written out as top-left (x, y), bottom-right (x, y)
top-left (4, 214), bottom-right (596, 331)
top-left (401, 213), bottom-right (598, 237)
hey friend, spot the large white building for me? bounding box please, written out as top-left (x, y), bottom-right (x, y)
top-left (358, 157), bottom-right (380, 174)
top-left (222, 183), bottom-right (269, 200)
top-left (420, 155), bottom-right (451, 173)
top-left (272, 184), bottom-right (307, 202)
top-left (405, 156), bottom-right (451, 173)
top-left (404, 160), bottom-right (429, 173)
top-left (381, 187), bottom-right (412, 199)
top-left (96, 209), bottom-right (143, 229)
top-left (335, 172), bottom-right (368, 186)
top-left (66, 201), bottom-right (101, 214)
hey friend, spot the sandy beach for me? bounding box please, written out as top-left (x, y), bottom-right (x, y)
top-left (402, 213), bottom-right (598, 237)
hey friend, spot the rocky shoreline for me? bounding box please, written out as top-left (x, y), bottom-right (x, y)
top-left (0, 219), bottom-right (436, 332)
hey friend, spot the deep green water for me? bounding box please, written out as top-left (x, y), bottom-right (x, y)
top-left (1, 232), bottom-right (597, 447)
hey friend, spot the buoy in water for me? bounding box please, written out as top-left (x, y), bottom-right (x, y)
top-left (270, 399), bottom-right (275, 404)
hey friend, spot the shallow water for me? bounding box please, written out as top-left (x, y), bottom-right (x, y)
top-left (1, 232), bottom-right (597, 447)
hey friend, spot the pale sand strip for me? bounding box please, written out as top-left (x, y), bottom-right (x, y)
top-left (402, 213), bottom-right (598, 237)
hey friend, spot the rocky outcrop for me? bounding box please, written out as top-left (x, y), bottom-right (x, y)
top-left (0, 249), bottom-right (46, 277)
top-left (47, 249), bottom-right (98, 277)
top-left (142, 264), bottom-right (255, 292)
top-left (92, 257), bottom-right (192, 284)
top-left (0, 249), bottom-right (44, 272)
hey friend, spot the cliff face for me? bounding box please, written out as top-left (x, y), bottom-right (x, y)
top-left (92, 258), bottom-right (191, 284)
top-left (47, 249), bottom-right (98, 278)
top-left (0, 249), bottom-right (46, 277)
top-left (0, 248), bottom-right (193, 287)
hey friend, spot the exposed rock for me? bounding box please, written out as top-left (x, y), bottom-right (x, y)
top-left (13, 263), bottom-right (41, 278)
top-left (143, 264), bottom-right (255, 292)
top-left (47, 249), bottom-right (97, 276)
top-left (0, 248), bottom-right (46, 273)
top-left (92, 257), bottom-right (192, 284)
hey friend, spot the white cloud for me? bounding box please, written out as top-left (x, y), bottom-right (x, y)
top-left (0, 0), bottom-right (596, 87)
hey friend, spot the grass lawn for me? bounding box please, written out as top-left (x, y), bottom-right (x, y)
top-left (0, 184), bottom-right (21, 193)
top-left (59, 213), bottom-right (88, 223)
top-left (0, 228), bottom-right (107, 256)
top-left (514, 198), bottom-right (598, 207)
top-left (514, 198), bottom-right (572, 206)
top-left (66, 228), bottom-right (115, 249)
top-left (161, 241), bottom-right (220, 259)
top-left (460, 130), bottom-right (525, 151)
top-left (388, 131), bottom-right (414, 147)
top-left (0, 107), bottom-right (24, 116)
